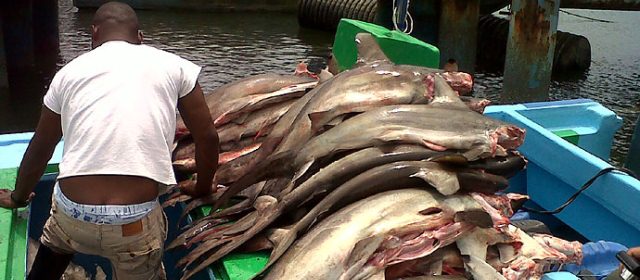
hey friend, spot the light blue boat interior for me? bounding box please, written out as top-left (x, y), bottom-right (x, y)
top-left (0, 132), bottom-right (64, 169)
top-left (514, 98), bottom-right (623, 161)
top-left (485, 98), bottom-right (640, 248)
top-left (1, 98), bottom-right (638, 280)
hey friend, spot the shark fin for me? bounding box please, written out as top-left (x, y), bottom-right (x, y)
top-left (355, 33), bottom-right (390, 66)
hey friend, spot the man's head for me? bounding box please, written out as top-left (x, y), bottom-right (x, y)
top-left (91, 2), bottom-right (142, 49)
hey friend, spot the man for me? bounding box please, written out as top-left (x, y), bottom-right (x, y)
top-left (443, 58), bottom-right (459, 72)
top-left (0, 2), bottom-right (219, 279)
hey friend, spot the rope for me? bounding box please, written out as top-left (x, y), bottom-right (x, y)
top-left (560, 9), bottom-right (614, 23)
top-left (392, 0), bottom-right (414, 34)
top-left (523, 167), bottom-right (637, 215)
top-left (499, 6), bottom-right (613, 23)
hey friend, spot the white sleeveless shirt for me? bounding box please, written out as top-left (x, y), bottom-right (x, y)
top-left (43, 41), bottom-right (201, 185)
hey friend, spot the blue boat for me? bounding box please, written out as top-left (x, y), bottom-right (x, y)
top-left (1, 98), bottom-right (639, 280)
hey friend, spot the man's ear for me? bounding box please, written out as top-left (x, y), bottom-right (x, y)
top-left (137, 30), bottom-right (144, 44)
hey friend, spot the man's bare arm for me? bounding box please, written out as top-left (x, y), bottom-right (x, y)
top-left (0, 107), bottom-right (62, 208)
top-left (177, 82), bottom-right (219, 197)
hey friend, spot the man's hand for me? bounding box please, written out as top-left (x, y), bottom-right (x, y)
top-left (8, 106), bottom-right (62, 209)
top-left (629, 247), bottom-right (640, 261)
top-left (179, 180), bottom-right (213, 198)
top-left (177, 82), bottom-right (219, 200)
top-left (0, 189), bottom-right (35, 209)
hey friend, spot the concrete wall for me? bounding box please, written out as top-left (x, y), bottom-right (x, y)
top-left (73, 0), bottom-right (299, 12)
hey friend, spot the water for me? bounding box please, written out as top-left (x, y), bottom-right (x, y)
top-left (2, 1), bottom-right (639, 165)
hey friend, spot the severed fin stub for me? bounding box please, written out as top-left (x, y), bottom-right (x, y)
top-left (355, 33), bottom-right (390, 67)
top-left (294, 61), bottom-right (318, 79)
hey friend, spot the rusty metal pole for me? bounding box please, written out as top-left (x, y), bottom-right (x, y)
top-left (438, 0), bottom-right (480, 74)
top-left (502, 0), bottom-right (560, 103)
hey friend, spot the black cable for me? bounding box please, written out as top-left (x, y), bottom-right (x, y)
top-left (523, 166), bottom-right (638, 215)
top-left (560, 10), bottom-right (614, 23)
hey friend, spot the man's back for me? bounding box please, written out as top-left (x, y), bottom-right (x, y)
top-left (45, 41), bottom-right (201, 204)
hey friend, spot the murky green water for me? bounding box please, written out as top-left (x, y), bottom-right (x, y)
top-left (2, 0), bottom-right (639, 164)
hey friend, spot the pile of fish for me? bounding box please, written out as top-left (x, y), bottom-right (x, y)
top-left (166, 33), bottom-right (583, 280)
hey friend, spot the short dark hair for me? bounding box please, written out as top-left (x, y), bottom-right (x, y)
top-left (93, 1), bottom-right (139, 35)
top-left (447, 58), bottom-right (456, 64)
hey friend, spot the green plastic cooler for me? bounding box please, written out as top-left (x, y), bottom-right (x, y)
top-left (332, 19), bottom-right (440, 71)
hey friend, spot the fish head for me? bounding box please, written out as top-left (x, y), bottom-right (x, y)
top-left (294, 61), bottom-right (319, 80)
top-left (471, 98), bottom-right (492, 113)
top-left (506, 193), bottom-right (530, 212)
top-left (475, 192), bottom-right (530, 219)
top-left (437, 71), bottom-right (474, 95)
top-left (350, 221), bottom-right (475, 280)
top-left (492, 125), bottom-right (526, 151)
